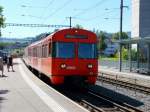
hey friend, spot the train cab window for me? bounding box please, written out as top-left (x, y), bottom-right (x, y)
top-left (49, 43), bottom-right (51, 56)
top-left (78, 43), bottom-right (97, 59)
top-left (52, 42), bottom-right (75, 58)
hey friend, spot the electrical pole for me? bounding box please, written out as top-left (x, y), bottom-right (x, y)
top-left (69, 17), bottom-right (72, 28)
top-left (119, 0), bottom-right (123, 72)
top-left (66, 17), bottom-right (72, 28)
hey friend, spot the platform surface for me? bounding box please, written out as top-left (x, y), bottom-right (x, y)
top-left (99, 66), bottom-right (150, 87)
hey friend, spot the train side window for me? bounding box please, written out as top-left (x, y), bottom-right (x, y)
top-left (31, 48), bottom-right (33, 57)
top-left (35, 47), bottom-right (37, 57)
top-left (42, 45), bottom-right (44, 58)
top-left (46, 44), bottom-right (48, 57)
top-left (37, 46), bottom-right (39, 57)
top-left (43, 45), bottom-right (47, 58)
top-left (40, 46), bottom-right (42, 58)
top-left (44, 45), bottom-right (46, 57)
top-left (49, 43), bottom-right (51, 56)
top-left (35, 47), bottom-right (38, 57)
top-left (39, 46), bottom-right (42, 58)
top-left (33, 47), bottom-right (36, 57)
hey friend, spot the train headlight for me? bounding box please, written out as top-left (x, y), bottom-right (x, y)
top-left (88, 64), bottom-right (93, 69)
top-left (60, 64), bottom-right (66, 69)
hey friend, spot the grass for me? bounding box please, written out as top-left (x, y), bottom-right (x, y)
top-left (99, 55), bottom-right (119, 61)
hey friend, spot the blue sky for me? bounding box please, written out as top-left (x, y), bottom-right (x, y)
top-left (0, 0), bottom-right (131, 38)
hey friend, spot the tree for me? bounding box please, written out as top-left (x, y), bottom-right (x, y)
top-left (74, 24), bottom-right (83, 29)
top-left (0, 6), bottom-right (5, 36)
top-left (0, 42), bottom-right (15, 50)
top-left (112, 32), bottom-right (129, 40)
top-left (31, 32), bottom-right (51, 42)
top-left (95, 30), bottom-right (106, 51)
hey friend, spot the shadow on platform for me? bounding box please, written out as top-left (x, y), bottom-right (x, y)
top-left (0, 90), bottom-right (9, 94)
top-left (0, 75), bottom-right (8, 78)
top-left (13, 62), bottom-right (19, 65)
top-left (0, 90), bottom-right (9, 109)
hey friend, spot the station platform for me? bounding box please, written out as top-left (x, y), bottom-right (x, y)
top-left (0, 59), bottom-right (89, 112)
top-left (98, 66), bottom-right (150, 87)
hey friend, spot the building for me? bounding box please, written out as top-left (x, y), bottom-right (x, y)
top-left (132, 0), bottom-right (150, 38)
top-left (131, 0), bottom-right (150, 73)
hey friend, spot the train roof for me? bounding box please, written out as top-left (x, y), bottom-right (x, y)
top-left (27, 28), bottom-right (96, 48)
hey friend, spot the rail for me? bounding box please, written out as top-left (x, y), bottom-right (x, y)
top-left (80, 100), bottom-right (105, 112)
top-left (98, 72), bottom-right (150, 95)
top-left (87, 89), bottom-right (143, 112)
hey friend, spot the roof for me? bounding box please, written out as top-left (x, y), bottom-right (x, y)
top-left (115, 37), bottom-right (150, 44)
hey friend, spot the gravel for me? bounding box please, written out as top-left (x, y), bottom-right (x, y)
top-left (96, 81), bottom-right (150, 112)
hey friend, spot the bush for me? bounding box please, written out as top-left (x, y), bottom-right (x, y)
top-left (122, 48), bottom-right (128, 60)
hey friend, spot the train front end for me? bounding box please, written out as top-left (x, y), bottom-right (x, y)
top-left (51, 28), bottom-right (98, 85)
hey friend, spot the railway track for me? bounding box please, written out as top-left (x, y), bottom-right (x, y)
top-left (24, 60), bottom-right (144, 112)
top-left (80, 89), bottom-right (143, 112)
top-left (97, 75), bottom-right (150, 95)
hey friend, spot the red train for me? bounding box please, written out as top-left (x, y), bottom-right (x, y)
top-left (24, 28), bottom-right (98, 85)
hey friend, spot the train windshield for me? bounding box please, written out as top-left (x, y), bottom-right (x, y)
top-left (78, 43), bottom-right (97, 59)
top-left (52, 42), bottom-right (75, 58)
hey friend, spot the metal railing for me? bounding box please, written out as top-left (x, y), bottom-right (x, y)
top-left (100, 60), bottom-right (149, 73)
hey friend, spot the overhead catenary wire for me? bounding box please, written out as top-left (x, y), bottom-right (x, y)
top-left (74, 9), bottom-right (120, 22)
top-left (44, 0), bottom-right (73, 21)
top-left (39, 0), bottom-right (56, 19)
top-left (73, 0), bottom-right (108, 17)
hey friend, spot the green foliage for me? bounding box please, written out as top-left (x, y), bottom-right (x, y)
top-left (12, 48), bottom-right (24, 56)
top-left (0, 42), bottom-right (15, 49)
top-left (33, 32), bottom-right (51, 42)
top-left (93, 30), bottom-right (107, 51)
top-left (0, 6), bottom-right (5, 36)
top-left (99, 55), bottom-right (118, 61)
top-left (74, 24), bottom-right (83, 29)
top-left (122, 48), bottom-right (128, 60)
top-left (114, 47), bottom-right (137, 61)
top-left (131, 49), bottom-right (137, 61)
top-left (112, 32), bottom-right (129, 40)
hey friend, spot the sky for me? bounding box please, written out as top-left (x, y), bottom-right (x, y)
top-left (0, 0), bottom-right (131, 38)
